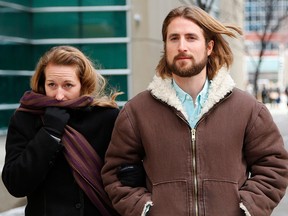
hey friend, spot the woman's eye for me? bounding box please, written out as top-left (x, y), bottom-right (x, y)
top-left (48, 83), bottom-right (55, 87)
top-left (64, 83), bottom-right (73, 88)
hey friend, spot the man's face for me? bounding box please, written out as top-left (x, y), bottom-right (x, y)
top-left (165, 17), bottom-right (213, 77)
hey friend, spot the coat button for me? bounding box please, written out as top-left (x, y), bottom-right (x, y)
top-left (75, 203), bottom-right (82, 209)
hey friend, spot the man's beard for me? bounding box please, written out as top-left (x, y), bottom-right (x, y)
top-left (167, 53), bottom-right (208, 78)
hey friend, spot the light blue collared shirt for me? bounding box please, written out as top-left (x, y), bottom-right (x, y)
top-left (172, 79), bottom-right (209, 128)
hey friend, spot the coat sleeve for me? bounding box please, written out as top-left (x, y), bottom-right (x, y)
top-left (101, 106), bottom-right (152, 216)
top-left (1, 111), bottom-right (63, 197)
top-left (239, 105), bottom-right (288, 215)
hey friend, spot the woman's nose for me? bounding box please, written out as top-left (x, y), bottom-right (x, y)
top-left (55, 88), bottom-right (64, 101)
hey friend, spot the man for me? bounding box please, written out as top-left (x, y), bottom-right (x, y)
top-left (102, 6), bottom-right (288, 216)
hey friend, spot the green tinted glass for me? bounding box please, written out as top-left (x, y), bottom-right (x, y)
top-left (104, 75), bottom-right (128, 101)
top-left (0, 9), bottom-right (31, 38)
top-left (81, 44), bottom-right (127, 69)
top-left (33, 12), bottom-right (126, 39)
top-left (0, 44), bottom-right (34, 70)
top-left (31, 44), bottom-right (127, 69)
top-left (0, 76), bottom-right (31, 103)
top-left (1, 0), bottom-right (30, 6)
top-left (32, 0), bottom-right (126, 7)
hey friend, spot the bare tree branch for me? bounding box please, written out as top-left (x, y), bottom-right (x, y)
top-left (247, 0), bottom-right (288, 97)
top-left (178, 0), bottom-right (215, 13)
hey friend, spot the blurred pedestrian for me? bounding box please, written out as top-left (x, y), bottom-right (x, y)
top-left (261, 85), bottom-right (269, 104)
top-left (285, 86), bottom-right (288, 107)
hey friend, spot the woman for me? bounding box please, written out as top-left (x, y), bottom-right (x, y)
top-left (2, 45), bottom-right (121, 216)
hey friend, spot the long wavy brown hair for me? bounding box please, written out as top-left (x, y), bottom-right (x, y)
top-left (30, 45), bottom-right (121, 108)
top-left (156, 6), bottom-right (243, 80)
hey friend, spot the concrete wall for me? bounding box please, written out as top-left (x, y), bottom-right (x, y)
top-left (129, 0), bottom-right (183, 96)
top-left (218, 0), bottom-right (246, 90)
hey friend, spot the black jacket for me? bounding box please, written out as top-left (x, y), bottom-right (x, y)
top-left (2, 106), bottom-right (119, 216)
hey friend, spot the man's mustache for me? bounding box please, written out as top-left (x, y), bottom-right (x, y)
top-left (174, 53), bottom-right (193, 60)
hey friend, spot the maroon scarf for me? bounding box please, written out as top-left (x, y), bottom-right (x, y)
top-left (18, 91), bottom-right (118, 216)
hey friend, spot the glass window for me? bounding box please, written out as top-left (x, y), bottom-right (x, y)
top-left (0, 76), bottom-right (31, 103)
top-left (33, 13), bottom-right (80, 39)
top-left (0, 44), bottom-right (34, 70)
top-left (82, 12), bottom-right (126, 38)
top-left (32, 0), bottom-right (79, 7)
top-left (33, 12), bottom-right (126, 39)
top-left (81, 44), bottom-right (127, 69)
top-left (0, 9), bottom-right (31, 38)
top-left (104, 75), bottom-right (128, 101)
top-left (32, 0), bottom-right (126, 7)
top-left (1, 0), bottom-right (30, 6)
top-left (81, 0), bottom-right (126, 6)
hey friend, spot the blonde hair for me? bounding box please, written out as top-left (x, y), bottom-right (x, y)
top-left (156, 6), bottom-right (242, 80)
top-left (30, 45), bottom-right (121, 108)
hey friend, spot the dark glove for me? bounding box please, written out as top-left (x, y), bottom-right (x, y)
top-left (43, 107), bottom-right (70, 139)
top-left (117, 163), bottom-right (146, 187)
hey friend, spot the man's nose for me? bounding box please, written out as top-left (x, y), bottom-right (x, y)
top-left (178, 38), bottom-right (188, 52)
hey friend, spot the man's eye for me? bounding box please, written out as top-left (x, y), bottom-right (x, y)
top-left (187, 36), bottom-right (196, 40)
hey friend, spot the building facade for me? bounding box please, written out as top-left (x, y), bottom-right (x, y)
top-left (0, 0), bottom-right (131, 134)
top-left (0, 0), bottom-right (244, 134)
top-left (244, 0), bottom-right (288, 92)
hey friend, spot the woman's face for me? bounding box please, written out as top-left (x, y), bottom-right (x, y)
top-left (44, 63), bottom-right (81, 101)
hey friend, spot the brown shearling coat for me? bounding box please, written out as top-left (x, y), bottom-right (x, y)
top-left (102, 70), bottom-right (288, 216)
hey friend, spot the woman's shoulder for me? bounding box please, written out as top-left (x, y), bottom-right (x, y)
top-left (87, 105), bottom-right (119, 114)
top-left (11, 109), bottom-right (40, 123)
top-left (70, 106), bottom-right (119, 121)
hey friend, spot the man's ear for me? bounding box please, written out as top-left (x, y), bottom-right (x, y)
top-left (207, 40), bottom-right (214, 56)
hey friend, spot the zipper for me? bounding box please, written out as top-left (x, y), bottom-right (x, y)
top-left (175, 111), bottom-right (199, 216)
top-left (191, 128), bottom-right (198, 216)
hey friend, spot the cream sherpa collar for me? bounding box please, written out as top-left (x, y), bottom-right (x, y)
top-left (147, 69), bottom-right (235, 120)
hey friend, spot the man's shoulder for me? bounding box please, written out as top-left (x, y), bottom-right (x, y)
top-left (230, 88), bottom-right (265, 110)
top-left (232, 88), bottom-right (257, 101)
top-left (123, 90), bottom-right (159, 111)
top-left (128, 90), bottom-right (152, 103)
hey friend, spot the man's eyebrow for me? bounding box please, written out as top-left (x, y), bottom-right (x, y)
top-left (185, 33), bottom-right (199, 37)
top-left (168, 32), bottom-right (199, 38)
top-left (168, 33), bottom-right (179, 38)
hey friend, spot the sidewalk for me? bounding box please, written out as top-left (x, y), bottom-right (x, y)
top-left (0, 105), bottom-right (287, 215)
top-left (268, 104), bottom-right (288, 216)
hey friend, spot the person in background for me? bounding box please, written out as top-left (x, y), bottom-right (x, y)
top-left (2, 45), bottom-right (121, 216)
top-left (101, 6), bottom-right (288, 216)
top-left (285, 86), bottom-right (288, 107)
top-left (261, 85), bottom-right (269, 104)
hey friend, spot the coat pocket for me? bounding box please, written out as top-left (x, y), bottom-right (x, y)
top-left (203, 179), bottom-right (244, 216)
top-left (149, 180), bottom-right (189, 216)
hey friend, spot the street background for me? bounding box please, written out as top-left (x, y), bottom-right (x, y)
top-left (0, 101), bottom-right (287, 216)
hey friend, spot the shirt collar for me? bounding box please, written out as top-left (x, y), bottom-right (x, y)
top-left (172, 78), bottom-right (210, 107)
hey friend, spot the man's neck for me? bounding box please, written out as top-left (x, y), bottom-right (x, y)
top-left (172, 71), bottom-right (207, 101)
